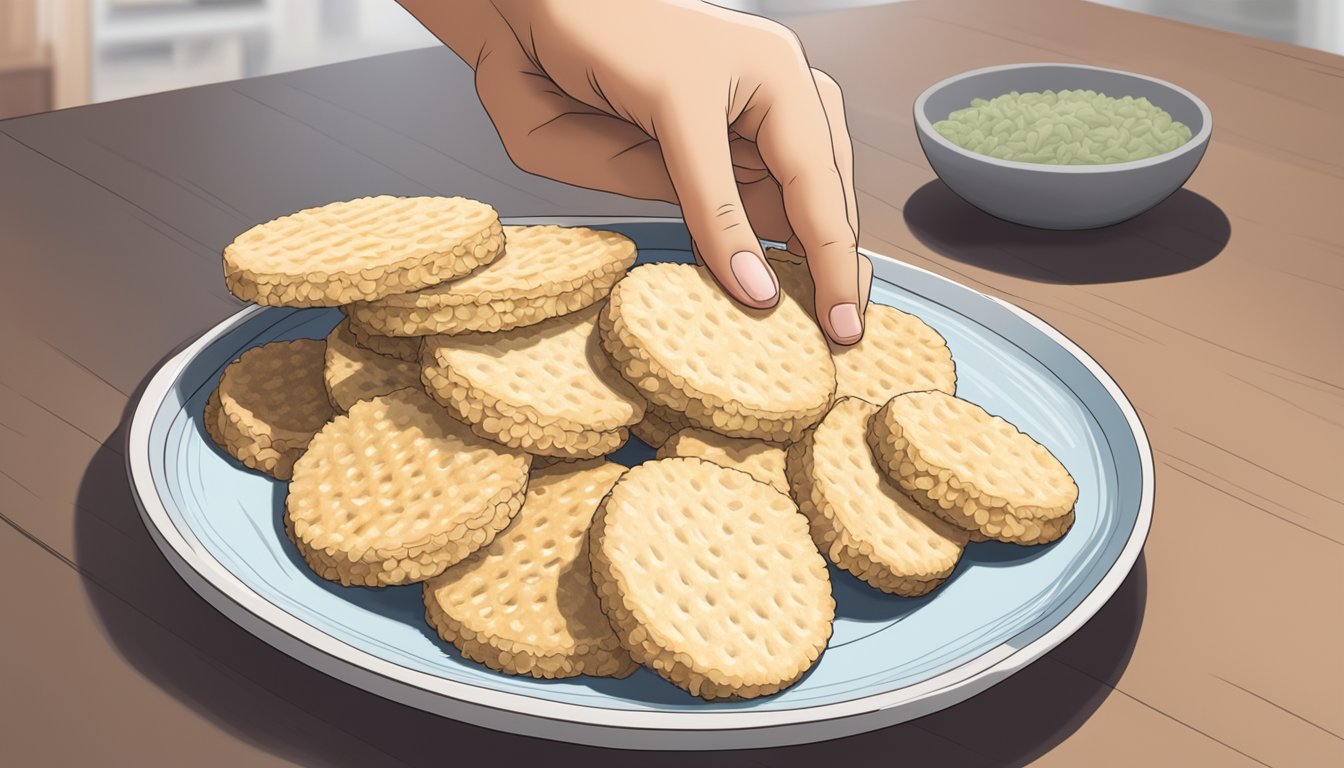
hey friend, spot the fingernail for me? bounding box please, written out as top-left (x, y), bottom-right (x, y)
top-left (829, 303), bottom-right (863, 340)
top-left (730, 251), bottom-right (778, 303)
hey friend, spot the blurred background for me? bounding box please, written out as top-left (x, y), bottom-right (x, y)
top-left (1, 0), bottom-right (1342, 120)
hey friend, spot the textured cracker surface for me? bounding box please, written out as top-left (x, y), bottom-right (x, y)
top-left (833, 305), bottom-right (956, 403)
top-left (600, 263), bottom-right (835, 442)
top-left (423, 459), bottom-right (637, 679)
top-left (763, 248), bottom-right (816, 309)
top-left (217, 339), bottom-right (333, 480)
top-left (422, 303), bottom-right (644, 458)
top-left (590, 458), bottom-right (834, 700)
top-left (630, 402), bottom-right (691, 448)
top-left (788, 397), bottom-right (967, 596)
top-left (656, 428), bottom-right (789, 494)
top-left (343, 314), bottom-right (423, 361)
top-left (765, 249), bottom-right (956, 403)
top-left (222, 195), bottom-right (503, 307)
top-left (324, 320), bottom-right (423, 412)
top-left (286, 388), bottom-right (531, 587)
top-left (349, 225), bottom-right (637, 336)
top-left (868, 391), bottom-right (1078, 545)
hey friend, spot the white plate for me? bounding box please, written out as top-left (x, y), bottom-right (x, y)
top-left (127, 217), bottom-right (1152, 750)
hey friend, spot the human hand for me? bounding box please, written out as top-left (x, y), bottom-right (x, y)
top-left (398, 0), bottom-right (872, 344)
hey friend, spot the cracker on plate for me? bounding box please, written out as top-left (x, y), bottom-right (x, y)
top-left (348, 224), bottom-right (636, 336)
top-left (422, 303), bottom-right (644, 459)
top-left (286, 388), bottom-right (531, 587)
top-left (868, 390), bottom-right (1077, 545)
top-left (424, 459), bottom-right (637, 679)
top-left (600, 263), bottom-right (835, 442)
top-left (590, 457), bottom-right (834, 700)
top-left (223, 195), bottom-right (502, 306)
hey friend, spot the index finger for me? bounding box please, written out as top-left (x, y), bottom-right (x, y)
top-left (753, 75), bottom-right (863, 345)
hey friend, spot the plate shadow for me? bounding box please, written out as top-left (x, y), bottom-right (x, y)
top-left (74, 364), bottom-right (1146, 766)
top-left (903, 180), bottom-right (1229, 284)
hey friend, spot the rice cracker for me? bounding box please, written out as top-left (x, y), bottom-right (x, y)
top-left (286, 388), bottom-right (530, 587)
top-left (868, 390), bottom-right (1078, 545)
top-left (344, 314), bottom-right (423, 361)
top-left (323, 319), bottom-right (422, 412)
top-left (590, 458), bottom-right (834, 700)
top-left (216, 339), bottom-right (333, 480)
top-left (766, 248), bottom-right (956, 403)
top-left (656, 428), bottom-right (789, 494)
top-left (423, 459), bottom-right (637, 679)
top-left (788, 397), bottom-right (968, 596)
top-left (348, 225), bottom-right (636, 336)
top-left (421, 303), bottom-right (645, 459)
top-left (600, 263), bottom-right (835, 442)
top-left (223, 195), bottom-right (503, 307)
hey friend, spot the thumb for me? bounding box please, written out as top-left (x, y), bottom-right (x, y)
top-left (656, 107), bottom-right (778, 309)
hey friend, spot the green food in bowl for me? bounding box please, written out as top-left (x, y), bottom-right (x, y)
top-left (932, 89), bottom-right (1193, 165)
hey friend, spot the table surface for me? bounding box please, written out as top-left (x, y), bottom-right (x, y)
top-left (2, 0), bottom-right (1341, 765)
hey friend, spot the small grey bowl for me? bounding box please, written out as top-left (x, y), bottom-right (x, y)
top-left (913, 63), bottom-right (1212, 230)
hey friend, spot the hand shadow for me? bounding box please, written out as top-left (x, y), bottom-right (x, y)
top-left (903, 180), bottom-right (1229, 284)
top-left (74, 362), bottom-right (1146, 767)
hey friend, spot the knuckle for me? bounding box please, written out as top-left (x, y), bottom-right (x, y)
top-left (811, 69), bottom-right (844, 107)
top-left (775, 25), bottom-right (806, 53)
top-left (755, 22), bottom-right (807, 63)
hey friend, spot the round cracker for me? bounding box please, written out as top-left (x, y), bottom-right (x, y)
top-left (323, 319), bottom-right (423, 412)
top-left (217, 339), bottom-right (333, 480)
top-left (788, 397), bottom-right (968, 596)
top-left (600, 263), bottom-right (835, 442)
top-left (832, 305), bottom-right (955, 403)
top-left (656, 428), bottom-right (789, 494)
top-left (423, 459), bottom-right (637, 680)
top-left (223, 195), bottom-right (503, 307)
top-left (286, 388), bottom-right (531, 587)
top-left (590, 458), bottom-right (834, 700)
top-left (765, 249), bottom-right (956, 403)
top-left (868, 390), bottom-right (1078, 545)
top-left (421, 303), bottom-right (645, 459)
top-left (348, 225), bottom-right (637, 336)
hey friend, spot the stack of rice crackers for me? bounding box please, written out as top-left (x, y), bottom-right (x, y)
top-left (206, 195), bottom-right (1079, 699)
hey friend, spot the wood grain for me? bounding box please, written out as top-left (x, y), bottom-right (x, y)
top-left (1, 1), bottom-right (1341, 764)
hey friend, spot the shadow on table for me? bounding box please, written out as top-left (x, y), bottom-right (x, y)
top-left (75, 373), bottom-right (1147, 768)
top-left (903, 180), bottom-right (1229, 284)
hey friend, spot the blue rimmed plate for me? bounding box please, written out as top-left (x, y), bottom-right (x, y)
top-left (127, 217), bottom-right (1152, 750)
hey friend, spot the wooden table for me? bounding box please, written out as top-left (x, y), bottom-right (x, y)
top-left (2, 0), bottom-right (1340, 764)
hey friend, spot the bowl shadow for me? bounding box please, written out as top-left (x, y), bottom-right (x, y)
top-left (74, 364), bottom-right (1148, 766)
top-left (903, 180), bottom-right (1229, 284)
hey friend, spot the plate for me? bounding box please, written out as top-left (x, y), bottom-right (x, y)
top-left (127, 217), bottom-right (1152, 750)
